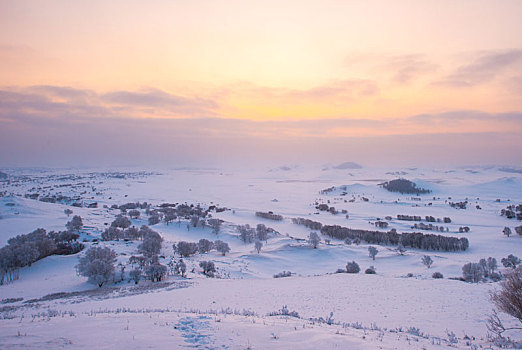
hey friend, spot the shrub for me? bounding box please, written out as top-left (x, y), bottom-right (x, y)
top-left (199, 261), bottom-right (216, 277)
top-left (432, 272), bottom-right (443, 279)
top-left (491, 267), bottom-right (522, 324)
top-left (273, 271), bottom-right (292, 278)
top-left (346, 261), bottom-right (360, 273)
top-left (365, 266), bottom-right (376, 274)
top-left (501, 254), bottom-right (521, 269)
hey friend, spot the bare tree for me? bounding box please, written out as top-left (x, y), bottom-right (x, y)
top-left (488, 267), bottom-right (522, 337)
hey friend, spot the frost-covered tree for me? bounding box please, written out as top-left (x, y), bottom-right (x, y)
top-left (462, 262), bottom-right (485, 283)
top-left (421, 255), bottom-right (433, 268)
top-left (256, 224), bottom-right (269, 242)
top-left (368, 246), bottom-right (378, 260)
top-left (102, 227), bottom-right (123, 241)
top-left (255, 240), bottom-right (263, 254)
top-left (111, 216), bottom-right (131, 229)
top-left (146, 260), bottom-right (167, 282)
top-left (66, 215), bottom-right (83, 232)
top-left (129, 268), bottom-right (141, 284)
top-left (175, 241), bottom-right (198, 257)
top-left (175, 259), bottom-right (187, 277)
top-left (503, 227), bottom-right (512, 238)
top-left (215, 240), bottom-right (230, 256)
top-left (238, 224), bottom-right (255, 243)
top-left (487, 257), bottom-right (498, 276)
top-left (64, 208), bottom-right (73, 217)
top-left (396, 243), bottom-right (407, 255)
top-left (76, 246), bottom-right (117, 287)
top-left (128, 209), bottom-right (140, 219)
top-left (501, 254), bottom-right (521, 269)
top-left (163, 212), bottom-right (176, 225)
top-left (308, 232), bottom-right (320, 249)
top-left (198, 239), bottom-right (214, 254)
top-left (199, 261), bottom-right (216, 277)
top-left (208, 218), bottom-right (223, 235)
top-left (138, 228), bottom-right (163, 257)
top-left (148, 214), bottom-right (160, 226)
top-left (346, 261), bottom-right (360, 273)
top-left (190, 215), bottom-right (200, 228)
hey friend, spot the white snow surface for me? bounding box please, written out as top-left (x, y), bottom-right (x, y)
top-left (0, 165), bottom-right (521, 349)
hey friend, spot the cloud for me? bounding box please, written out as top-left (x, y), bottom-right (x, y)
top-left (408, 110), bottom-right (522, 124)
top-left (386, 55), bottom-right (438, 84)
top-left (101, 88), bottom-right (218, 116)
top-left (0, 86), bottom-right (219, 122)
top-left (1, 85), bottom-right (521, 167)
top-left (435, 49), bottom-right (522, 87)
top-left (285, 79), bottom-right (379, 99)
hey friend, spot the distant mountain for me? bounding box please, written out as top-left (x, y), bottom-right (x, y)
top-left (333, 162), bottom-right (362, 170)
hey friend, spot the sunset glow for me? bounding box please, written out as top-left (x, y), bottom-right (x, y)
top-left (1, 0), bottom-right (521, 166)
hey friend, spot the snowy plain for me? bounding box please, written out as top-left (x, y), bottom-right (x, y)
top-left (0, 165), bottom-right (521, 349)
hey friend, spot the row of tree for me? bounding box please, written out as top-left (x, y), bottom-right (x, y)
top-left (237, 224), bottom-right (274, 243)
top-left (255, 211), bottom-right (283, 221)
top-left (173, 239), bottom-right (231, 257)
top-left (1, 228), bottom-right (84, 284)
top-left (291, 217), bottom-right (323, 230)
top-left (320, 225), bottom-right (469, 251)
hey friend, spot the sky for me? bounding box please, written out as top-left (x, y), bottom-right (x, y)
top-left (1, 0), bottom-right (521, 168)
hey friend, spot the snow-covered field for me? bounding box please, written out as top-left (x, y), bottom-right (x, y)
top-left (1, 165), bottom-right (521, 349)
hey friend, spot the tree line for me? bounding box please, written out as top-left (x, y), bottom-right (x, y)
top-left (320, 225), bottom-right (469, 252)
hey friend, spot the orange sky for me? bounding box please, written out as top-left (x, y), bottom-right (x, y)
top-left (1, 0), bottom-right (521, 166)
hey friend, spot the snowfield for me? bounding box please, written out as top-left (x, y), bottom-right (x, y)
top-left (1, 165), bottom-right (521, 349)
